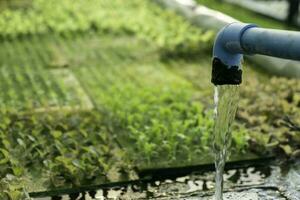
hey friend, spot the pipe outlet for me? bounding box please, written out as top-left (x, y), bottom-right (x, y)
top-left (212, 22), bottom-right (300, 85)
top-left (212, 23), bottom-right (257, 85)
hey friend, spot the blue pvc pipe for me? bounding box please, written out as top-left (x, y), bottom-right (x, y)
top-left (241, 28), bottom-right (300, 61)
top-left (212, 22), bottom-right (300, 85)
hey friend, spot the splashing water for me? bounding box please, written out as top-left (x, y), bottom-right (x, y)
top-left (213, 85), bottom-right (240, 200)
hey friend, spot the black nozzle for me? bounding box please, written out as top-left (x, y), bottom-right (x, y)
top-left (211, 58), bottom-right (242, 85)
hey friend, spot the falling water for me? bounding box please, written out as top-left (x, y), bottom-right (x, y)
top-left (213, 85), bottom-right (240, 200)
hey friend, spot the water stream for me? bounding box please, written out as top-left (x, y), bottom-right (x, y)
top-left (212, 85), bottom-right (240, 200)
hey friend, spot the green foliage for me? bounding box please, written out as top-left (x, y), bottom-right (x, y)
top-left (0, 175), bottom-right (31, 200)
top-left (0, 34), bottom-right (98, 110)
top-left (74, 54), bottom-right (249, 167)
top-left (0, 0), bottom-right (32, 11)
top-left (0, 110), bottom-right (124, 192)
top-left (239, 75), bottom-right (300, 158)
top-left (0, 64), bottom-right (76, 110)
top-left (170, 58), bottom-right (300, 159)
top-left (0, 0), bottom-right (213, 55)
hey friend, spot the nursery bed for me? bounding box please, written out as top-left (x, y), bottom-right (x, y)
top-left (0, 0), bottom-right (300, 198)
top-left (0, 31), bottom-right (253, 194)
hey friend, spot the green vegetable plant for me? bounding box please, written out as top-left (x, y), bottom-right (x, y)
top-left (0, 175), bottom-right (32, 200)
top-left (0, 0), bottom-right (213, 56)
top-left (0, 110), bottom-right (126, 193)
top-left (73, 52), bottom-right (249, 168)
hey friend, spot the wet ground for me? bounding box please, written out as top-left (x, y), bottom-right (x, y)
top-left (32, 161), bottom-right (300, 200)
